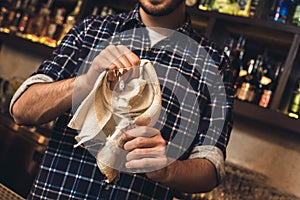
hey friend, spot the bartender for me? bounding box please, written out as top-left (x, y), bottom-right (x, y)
top-left (10, 0), bottom-right (234, 199)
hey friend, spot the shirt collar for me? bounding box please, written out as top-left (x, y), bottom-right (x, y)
top-left (119, 3), bottom-right (144, 31)
top-left (120, 3), bottom-right (194, 37)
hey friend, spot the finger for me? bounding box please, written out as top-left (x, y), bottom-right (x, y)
top-left (92, 54), bottom-right (114, 72)
top-left (112, 60), bottom-right (126, 69)
top-left (106, 45), bottom-right (134, 69)
top-left (126, 146), bottom-right (165, 161)
top-left (115, 46), bottom-right (133, 69)
top-left (123, 135), bottom-right (166, 152)
top-left (100, 45), bottom-right (128, 69)
top-left (117, 45), bottom-right (140, 67)
top-left (125, 126), bottom-right (159, 138)
top-left (99, 45), bottom-right (119, 66)
top-left (125, 157), bottom-right (168, 170)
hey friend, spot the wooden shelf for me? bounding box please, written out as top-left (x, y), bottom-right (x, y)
top-left (233, 100), bottom-right (300, 134)
top-left (0, 32), bottom-right (54, 58)
top-left (187, 7), bottom-right (300, 35)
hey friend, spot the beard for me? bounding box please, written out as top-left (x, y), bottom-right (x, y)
top-left (139, 0), bottom-right (185, 16)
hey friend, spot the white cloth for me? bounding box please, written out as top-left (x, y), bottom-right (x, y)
top-left (68, 59), bottom-right (162, 182)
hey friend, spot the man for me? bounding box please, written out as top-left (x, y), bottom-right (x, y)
top-left (10, 0), bottom-right (234, 199)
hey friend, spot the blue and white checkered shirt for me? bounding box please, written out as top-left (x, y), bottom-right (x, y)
top-left (11, 4), bottom-right (234, 200)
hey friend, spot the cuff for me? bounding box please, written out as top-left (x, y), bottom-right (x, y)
top-left (9, 74), bottom-right (54, 116)
top-left (188, 145), bottom-right (225, 185)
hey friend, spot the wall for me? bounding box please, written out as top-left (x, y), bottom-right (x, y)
top-left (0, 44), bottom-right (44, 80)
top-left (227, 115), bottom-right (300, 198)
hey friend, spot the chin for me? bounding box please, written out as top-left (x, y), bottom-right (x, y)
top-left (139, 0), bottom-right (184, 16)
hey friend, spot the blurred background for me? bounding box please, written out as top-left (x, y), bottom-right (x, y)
top-left (0, 0), bottom-right (300, 199)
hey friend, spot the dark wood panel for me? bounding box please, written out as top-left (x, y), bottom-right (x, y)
top-left (187, 7), bottom-right (300, 35)
top-left (0, 32), bottom-right (54, 59)
top-left (233, 100), bottom-right (300, 134)
top-left (271, 34), bottom-right (300, 110)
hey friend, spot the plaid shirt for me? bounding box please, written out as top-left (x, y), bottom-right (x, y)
top-left (20, 4), bottom-right (234, 200)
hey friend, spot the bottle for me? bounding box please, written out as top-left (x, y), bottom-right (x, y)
top-left (236, 59), bottom-right (254, 101)
top-left (249, 0), bottom-right (260, 17)
top-left (47, 8), bottom-right (66, 40)
top-left (236, 55), bottom-right (262, 102)
top-left (292, 0), bottom-right (300, 26)
top-left (0, 6), bottom-right (9, 32)
top-left (69, 0), bottom-right (82, 22)
top-left (0, 0), bottom-right (14, 31)
top-left (271, 0), bottom-right (294, 23)
top-left (258, 62), bottom-right (282, 108)
top-left (198, 0), bottom-right (212, 11)
top-left (100, 6), bottom-right (109, 17)
top-left (27, 2), bottom-right (51, 38)
top-left (56, 1), bottom-right (82, 44)
top-left (16, 0), bottom-right (31, 33)
top-left (223, 37), bottom-right (234, 58)
top-left (253, 49), bottom-right (271, 104)
top-left (230, 35), bottom-right (246, 90)
top-left (92, 6), bottom-right (99, 16)
top-left (287, 78), bottom-right (300, 119)
top-left (211, 0), bottom-right (236, 15)
top-left (9, 0), bottom-right (23, 33)
top-left (185, 0), bottom-right (198, 7)
top-left (235, 0), bottom-right (252, 17)
top-left (4, 0), bottom-right (22, 33)
top-left (22, 0), bottom-right (38, 35)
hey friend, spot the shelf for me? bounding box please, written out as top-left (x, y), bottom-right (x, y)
top-left (0, 113), bottom-right (52, 141)
top-left (187, 7), bottom-right (300, 35)
top-left (233, 100), bottom-right (300, 135)
top-left (0, 32), bottom-right (54, 58)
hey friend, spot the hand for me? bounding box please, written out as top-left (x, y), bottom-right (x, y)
top-left (122, 126), bottom-right (168, 181)
top-left (80, 45), bottom-right (140, 91)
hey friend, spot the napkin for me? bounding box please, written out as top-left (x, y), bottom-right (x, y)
top-left (68, 59), bottom-right (162, 182)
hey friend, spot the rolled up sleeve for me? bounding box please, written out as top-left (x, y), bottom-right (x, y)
top-left (9, 74), bottom-right (54, 116)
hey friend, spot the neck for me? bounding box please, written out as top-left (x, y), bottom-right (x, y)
top-left (139, 3), bottom-right (186, 29)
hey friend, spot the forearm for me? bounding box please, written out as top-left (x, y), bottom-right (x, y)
top-left (12, 76), bottom-right (90, 126)
top-left (148, 158), bottom-right (218, 193)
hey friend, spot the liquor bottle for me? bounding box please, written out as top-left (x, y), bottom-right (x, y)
top-left (100, 6), bottom-right (109, 17)
top-left (235, 0), bottom-right (252, 17)
top-left (22, 0), bottom-right (38, 34)
top-left (249, 0), bottom-right (260, 17)
top-left (287, 78), bottom-right (300, 119)
top-left (92, 6), bottom-right (99, 16)
top-left (47, 8), bottom-right (66, 40)
top-left (69, 0), bottom-right (82, 22)
top-left (185, 0), bottom-right (198, 7)
top-left (230, 35), bottom-right (246, 90)
top-left (27, 2), bottom-right (51, 38)
top-left (236, 59), bottom-right (254, 101)
top-left (258, 62), bottom-right (282, 108)
top-left (57, 1), bottom-right (82, 44)
top-left (198, 0), bottom-right (212, 11)
top-left (252, 49), bottom-right (271, 104)
top-left (292, 0), bottom-right (300, 26)
top-left (9, 0), bottom-right (23, 33)
top-left (236, 55), bottom-right (262, 102)
top-left (271, 0), bottom-right (294, 23)
top-left (223, 37), bottom-right (234, 58)
top-left (16, 0), bottom-right (31, 33)
top-left (211, 0), bottom-right (236, 15)
top-left (0, 6), bottom-right (9, 32)
top-left (3, 0), bottom-right (21, 33)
